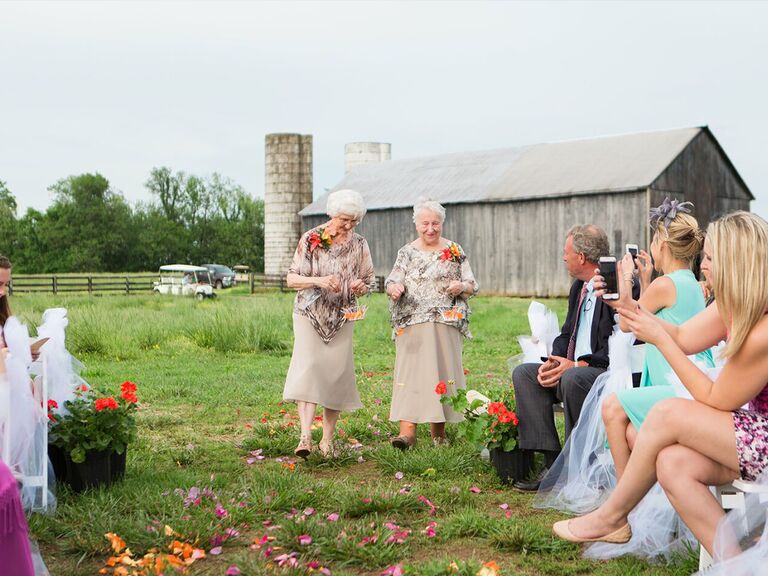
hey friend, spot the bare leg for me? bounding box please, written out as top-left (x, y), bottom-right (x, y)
top-left (399, 421), bottom-right (417, 443)
top-left (626, 423), bottom-right (637, 450)
top-left (320, 408), bottom-right (341, 454)
top-left (602, 393), bottom-right (632, 479)
top-left (563, 398), bottom-right (740, 539)
top-left (296, 400), bottom-right (317, 442)
top-left (657, 444), bottom-right (738, 554)
top-left (430, 422), bottom-right (446, 441)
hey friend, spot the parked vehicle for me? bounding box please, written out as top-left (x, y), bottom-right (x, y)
top-left (233, 265), bottom-right (250, 285)
top-left (153, 265), bottom-right (214, 300)
top-left (201, 264), bottom-right (236, 289)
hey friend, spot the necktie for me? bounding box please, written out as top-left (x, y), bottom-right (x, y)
top-left (566, 284), bottom-right (589, 361)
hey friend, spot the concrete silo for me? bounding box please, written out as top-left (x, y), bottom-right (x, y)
top-left (344, 142), bottom-right (391, 174)
top-left (264, 133), bottom-right (313, 276)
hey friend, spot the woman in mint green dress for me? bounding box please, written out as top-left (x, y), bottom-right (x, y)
top-left (601, 201), bottom-right (713, 479)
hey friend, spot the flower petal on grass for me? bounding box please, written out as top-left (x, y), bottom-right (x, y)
top-left (210, 546), bottom-right (222, 555)
top-left (499, 503), bottom-right (509, 510)
top-left (225, 567), bottom-right (241, 576)
top-left (298, 534), bottom-right (313, 546)
top-left (469, 486), bottom-right (481, 493)
top-left (326, 513), bottom-right (340, 522)
top-left (394, 471), bottom-right (404, 480)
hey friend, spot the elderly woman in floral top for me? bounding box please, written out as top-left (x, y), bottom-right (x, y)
top-left (385, 198), bottom-right (479, 449)
top-left (283, 190), bottom-right (376, 459)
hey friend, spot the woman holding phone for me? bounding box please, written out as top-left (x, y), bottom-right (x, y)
top-left (553, 211), bottom-right (768, 561)
top-left (599, 200), bottom-right (714, 479)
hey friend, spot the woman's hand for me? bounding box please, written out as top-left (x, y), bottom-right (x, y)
top-left (446, 280), bottom-right (465, 297)
top-left (636, 250), bottom-right (653, 289)
top-left (387, 282), bottom-right (405, 301)
top-left (350, 279), bottom-right (369, 296)
top-left (315, 275), bottom-right (341, 292)
top-left (592, 268), bottom-right (620, 310)
top-left (618, 303), bottom-right (668, 346)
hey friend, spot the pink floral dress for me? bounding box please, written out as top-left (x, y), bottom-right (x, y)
top-left (733, 385), bottom-right (768, 481)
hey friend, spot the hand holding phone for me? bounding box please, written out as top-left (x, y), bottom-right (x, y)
top-left (599, 257), bottom-right (619, 300)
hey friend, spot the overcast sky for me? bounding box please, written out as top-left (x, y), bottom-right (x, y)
top-left (1, 1), bottom-right (766, 218)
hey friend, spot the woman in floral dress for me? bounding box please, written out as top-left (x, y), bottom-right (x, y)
top-left (385, 198), bottom-right (478, 449)
top-left (283, 190), bottom-right (375, 458)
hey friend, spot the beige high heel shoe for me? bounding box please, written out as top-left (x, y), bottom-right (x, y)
top-left (318, 438), bottom-right (335, 459)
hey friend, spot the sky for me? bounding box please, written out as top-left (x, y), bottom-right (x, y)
top-left (1, 1), bottom-right (766, 218)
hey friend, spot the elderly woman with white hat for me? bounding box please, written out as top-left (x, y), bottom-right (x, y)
top-left (283, 189), bottom-right (376, 458)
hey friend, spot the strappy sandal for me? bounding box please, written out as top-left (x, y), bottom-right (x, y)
top-left (294, 435), bottom-right (312, 459)
top-left (318, 439), bottom-right (335, 459)
top-left (390, 436), bottom-right (415, 450)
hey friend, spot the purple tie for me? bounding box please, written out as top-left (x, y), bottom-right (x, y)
top-left (566, 284), bottom-right (589, 361)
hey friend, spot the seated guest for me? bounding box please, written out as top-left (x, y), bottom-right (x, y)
top-left (513, 225), bottom-right (636, 491)
top-left (602, 201), bottom-right (714, 479)
top-left (385, 198), bottom-right (478, 449)
top-left (553, 211), bottom-right (768, 560)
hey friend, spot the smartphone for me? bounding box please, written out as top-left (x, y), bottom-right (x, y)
top-left (30, 337), bottom-right (50, 353)
top-left (625, 244), bottom-right (638, 261)
top-left (599, 256), bottom-right (619, 300)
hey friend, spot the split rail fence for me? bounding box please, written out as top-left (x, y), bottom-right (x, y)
top-left (9, 274), bottom-right (386, 295)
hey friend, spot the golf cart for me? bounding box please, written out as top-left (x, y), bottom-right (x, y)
top-left (153, 265), bottom-right (215, 300)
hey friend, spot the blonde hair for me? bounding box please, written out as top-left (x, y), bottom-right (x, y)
top-left (652, 213), bottom-right (704, 265)
top-left (708, 211), bottom-right (768, 359)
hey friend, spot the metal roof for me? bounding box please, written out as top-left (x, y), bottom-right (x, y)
top-left (159, 264), bottom-right (210, 272)
top-left (301, 127), bottom-right (710, 215)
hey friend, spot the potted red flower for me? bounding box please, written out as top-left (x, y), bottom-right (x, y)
top-left (438, 382), bottom-right (532, 484)
top-left (48, 381), bottom-right (139, 491)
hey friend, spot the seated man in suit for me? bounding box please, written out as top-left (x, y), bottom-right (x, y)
top-left (512, 224), bottom-right (634, 491)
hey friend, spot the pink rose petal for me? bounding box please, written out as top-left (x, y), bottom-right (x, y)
top-left (210, 546), bottom-right (223, 555)
top-left (469, 486), bottom-right (481, 493)
top-left (326, 513), bottom-right (340, 522)
top-left (394, 471), bottom-right (404, 480)
top-left (298, 534), bottom-right (312, 546)
top-left (226, 566), bottom-right (241, 576)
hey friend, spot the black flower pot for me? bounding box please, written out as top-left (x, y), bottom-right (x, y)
top-left (48, 443), bottom-right (68, 483)
top-left (110, 449), bottom-right (126, 481)
top-left (490, 447), bottom-right (533, 484)
top-left (65, 449), bottom-right (112, 492)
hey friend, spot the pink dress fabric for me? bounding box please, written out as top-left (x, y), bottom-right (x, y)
top-left (0, 459), bottom-right (34, 575)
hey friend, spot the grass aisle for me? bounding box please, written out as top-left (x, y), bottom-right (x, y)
top-left (15, 290), bottom-right (696, 575)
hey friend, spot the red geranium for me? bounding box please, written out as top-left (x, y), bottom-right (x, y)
top-left (47, 399), bottom-right (58, 410)
top-left (434, 381), bottom-right (447, 395)
top-left (487, 402), bottom-right (506, 416)
top-left (120, 381), bottom-right (137, 394)
top-left (121, 390), bottom-right (138, 403)
top-left (95, 397), bottom-right (119, 411)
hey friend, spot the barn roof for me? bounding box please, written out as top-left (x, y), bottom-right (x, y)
top-left (301, 126), bottom-right (751, 215)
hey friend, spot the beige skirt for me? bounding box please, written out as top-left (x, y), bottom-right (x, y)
top-left (390, 322), bottom-right (466, 424)
top-left (283, 314), bottom-right (362, 412)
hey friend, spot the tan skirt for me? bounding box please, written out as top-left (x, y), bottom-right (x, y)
top-left (283, 314), bottom-right (362, 412)
top-left (389, 322), bottom-right (466, 424)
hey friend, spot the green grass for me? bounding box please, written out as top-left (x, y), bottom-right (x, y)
top-left (11, 290), bottom-right (699, 575)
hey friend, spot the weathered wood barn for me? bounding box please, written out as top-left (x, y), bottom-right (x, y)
top-left (300, 127), bottom-right (753, 296)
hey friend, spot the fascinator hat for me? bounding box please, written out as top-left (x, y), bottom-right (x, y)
top-left (649, 197), bottom-right (694, 230)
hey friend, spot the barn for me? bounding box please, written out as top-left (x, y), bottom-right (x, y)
top-left (299, 127), bottom-right (753, 296)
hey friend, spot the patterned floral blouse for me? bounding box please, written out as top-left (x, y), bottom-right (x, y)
top-left (288, 229), bottom-right (376, 343)
top-left (385, 242), bottom-right (479, 339)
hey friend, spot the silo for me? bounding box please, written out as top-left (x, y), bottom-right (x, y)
top-left (344, 142), bottom-right (391, 174)
top-left (264, 133), bottom-right (313, 276)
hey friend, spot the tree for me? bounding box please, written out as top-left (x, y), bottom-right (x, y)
top-left (0, 181), bottom-right (18, 259)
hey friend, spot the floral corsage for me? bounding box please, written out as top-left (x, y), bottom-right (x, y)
top-left (440, 242), bottom-right (465, 263)
top-left (308, 228), bottom-right (333, 253)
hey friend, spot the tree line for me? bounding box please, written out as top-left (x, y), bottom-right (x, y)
top-left (0, 168), bottom-right (264, 273)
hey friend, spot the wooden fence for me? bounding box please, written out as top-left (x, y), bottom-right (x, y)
top-left (10, 275), bottom-right (158, 295)
top-left (9, 274), bottom-right (386, 295)
top-left (249, 274), bottom-right (386, 294)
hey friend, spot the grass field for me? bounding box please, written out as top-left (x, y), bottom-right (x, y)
top-left (12, 289), bottom-right (698, 575)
